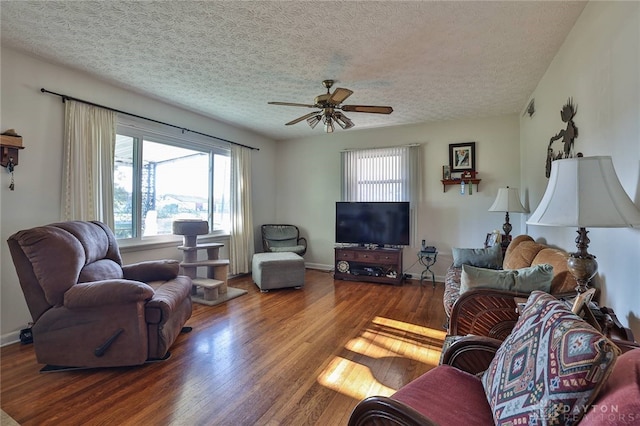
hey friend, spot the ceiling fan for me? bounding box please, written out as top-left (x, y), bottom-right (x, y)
top-left (268, 80), bottom-right (393, 133)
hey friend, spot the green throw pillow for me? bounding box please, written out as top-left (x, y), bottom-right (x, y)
top-left (460, 264), bottom-right (553, 295)
top-left (460, 265), bottom-right (515, 294)
top-left (514, 263), bottom-right (553, 293)
top-left (452, 244), bottom-right (503, 269)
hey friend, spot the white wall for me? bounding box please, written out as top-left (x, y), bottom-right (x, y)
top-left (0, 47), bottom-right (278, 344)
top-left (4, 0), bottom-right (637, 343)
top-left (275, 115), bottom-right (521, 280)
top-left (520, 2), bottom-right (640, 337)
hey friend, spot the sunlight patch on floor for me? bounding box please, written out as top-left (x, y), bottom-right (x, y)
top-left (317, 316), bottom-right (447, 399)
top-left (372, 316), bottom-right (447, 340)
top-left (347, 335), bottom-right (440, 365)
top-left (317, 356), bottom-right (396, 400)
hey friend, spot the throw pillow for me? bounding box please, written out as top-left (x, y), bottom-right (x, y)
top-left (452, 244), bottom-right (503, 269)
top-left (460, 264), bottom-right (553, 295)
top-left (482, 291), bottom-right (620, 426)
top-left (514, 263), bottom-right (553, 293)
top-left (460, 265), bottom-right (516, 294)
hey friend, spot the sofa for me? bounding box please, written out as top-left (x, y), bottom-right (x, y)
top-left (444, 234), bottom-right (579, 339)
top-left (7, 220), bottom-right (193, 369)
top-left (349, 291), bottom-right (639, 426)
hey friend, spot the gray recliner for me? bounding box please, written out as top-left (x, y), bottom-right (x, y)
top-left (261, 224), bottom-right (307, 256)
top-left (7, 220), bottom-right (193, 370)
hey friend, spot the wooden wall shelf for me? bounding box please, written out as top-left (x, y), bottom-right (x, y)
top-left (1, 145), bottom-right (24, 168)
top-left (441, 179), bottom-right (481, 192)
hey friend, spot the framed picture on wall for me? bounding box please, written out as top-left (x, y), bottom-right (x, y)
top-left (449, 142), bottom-right (476, 172)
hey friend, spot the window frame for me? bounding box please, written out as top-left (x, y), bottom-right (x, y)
top-left (115, 118), bottom-right (231, 247)
top-left (341, 146), bottom-right (413, 202)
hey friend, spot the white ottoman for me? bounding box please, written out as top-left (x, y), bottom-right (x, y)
top-left (252, 252), bottom-right (305, 291)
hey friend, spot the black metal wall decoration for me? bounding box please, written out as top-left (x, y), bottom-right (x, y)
top-left (523, 99), bottom-right (535, 117)
top-left (546, 98), bottom-right (578, 178)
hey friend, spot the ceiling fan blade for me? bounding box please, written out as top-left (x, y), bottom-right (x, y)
top-left (328, 88), bottom-right (353, 104)
top-left (285, 111), bottom-right (322, 126)
top-left (341, 105), bottom-right (394, 114)
top-left (268, 101), bottom-right (317, 108)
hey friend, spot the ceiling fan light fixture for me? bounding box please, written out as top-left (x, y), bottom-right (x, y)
top-left (334, 112), bottom-right (354, 129)
top-left (324, 117), bottom-right (334, 133)
top-left (307, 115), bottom-right (321, 129)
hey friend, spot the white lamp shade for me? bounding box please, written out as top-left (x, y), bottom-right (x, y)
top-left (527, 156), bottom-right (640, 228)
top-left (488, 187), bottom-right (528, 213)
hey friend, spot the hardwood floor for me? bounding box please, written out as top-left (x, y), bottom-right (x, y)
top-left (1, 270), bottom-right (447, 426)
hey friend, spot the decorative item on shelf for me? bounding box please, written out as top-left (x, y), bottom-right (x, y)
top-left (1, 129), bottom-right (24, 191)
top-left (527, 155), bottom-right (640, 294)
top-left (546, 98), bottom-right (577, 178)
top-left (461, 171), bottom-right (476, 195)
top-left (488, 186), bottom-right (529, 238)
top-left (442, 165), bottom-right (451, 180)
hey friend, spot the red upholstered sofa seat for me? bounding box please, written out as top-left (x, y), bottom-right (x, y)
top-left (392, 365), bottom-right (494, 425)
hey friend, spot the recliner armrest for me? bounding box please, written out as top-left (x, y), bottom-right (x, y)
top-left (64, 280), bottom-right (155, 308)
top-left (145, 275), bottom-right (192, 324)
top-left (122, 259), bottom-right (179, 282)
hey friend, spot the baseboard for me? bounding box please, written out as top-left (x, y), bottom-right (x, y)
top-left (2, 409), bottom-right (20, 426)
top-left (304, 263), bottom-right (333, 272)
top-left (1, 330), bottom-right (21, 347)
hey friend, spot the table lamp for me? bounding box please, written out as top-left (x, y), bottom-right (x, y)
top-left (488, 186), bottom-right (529, 238)
top-left (526, 155), bottom-right (640, 293)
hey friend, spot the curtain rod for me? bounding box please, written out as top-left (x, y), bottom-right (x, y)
top-left (40, 88), bottom-right (259, 151)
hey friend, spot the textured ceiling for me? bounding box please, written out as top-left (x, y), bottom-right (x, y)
top-left (1, 1), bottom-right (586, 141)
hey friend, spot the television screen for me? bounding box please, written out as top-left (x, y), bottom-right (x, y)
top-left (335, 202), bottom-right (410, 246)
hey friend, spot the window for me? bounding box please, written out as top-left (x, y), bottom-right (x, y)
top-left (114, 124), bottom-right (230, 241)
top-left (341, 145), bottom-right (421, 246)
top-left (341, 146), bottom-right (420, 202)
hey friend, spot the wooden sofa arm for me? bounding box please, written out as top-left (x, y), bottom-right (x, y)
top-left (348, 396), bottom-right (438, 426)
top-left (448, 288), bottom-right (526, 341)
top-left (441, 335), bottom-right (502, 375)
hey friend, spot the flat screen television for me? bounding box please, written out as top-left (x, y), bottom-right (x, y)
top-left (335, 201), bottom-right (410, 246)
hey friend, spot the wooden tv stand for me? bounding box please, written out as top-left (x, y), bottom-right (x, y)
top-left (334, 246), bottom-right (403, 285)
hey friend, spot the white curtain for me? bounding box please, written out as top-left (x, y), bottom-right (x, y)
top-left (229, 145), bottom-right (254, 274)
top-left (61, 100), bottom-right (117, 228)
top-left (406, 145), bottom-right (423, 246)
top-left (341, 145), bottom-right (422, 244)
